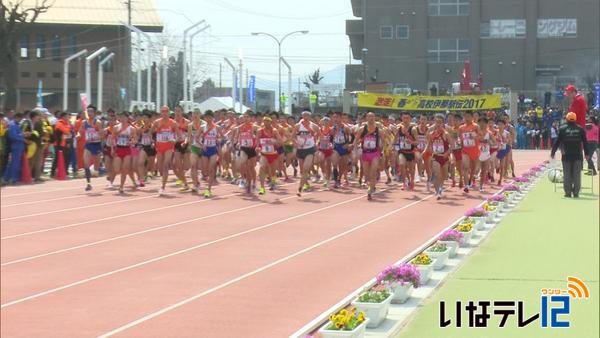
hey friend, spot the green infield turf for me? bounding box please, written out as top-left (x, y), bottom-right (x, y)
top-left (398, 174), bottom-right (599, 338)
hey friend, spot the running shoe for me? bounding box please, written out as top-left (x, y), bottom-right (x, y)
top-left (106, 182), bottom-right (113, 189)
top-left (415, 175), bottom-right (421, 183)
top-left (269, 182), bottom-right (276, 191)
top-left (464, 186), bottom-right (469, 193)
top-left (367, 188), bottom-right (373, 201)
top-left (258, 187), bottom-right (266, 195)
top-left (191, 185), bottom-right (199, 193)
top-left (139, 179), bottom-right (145, 187)
top-left (323, 180), bottom-right (329, 189)
top-left (203, 190), bottom-right (212, 198)
top-left (85, 184), bottom-right (92, 192)
top-left (175, 179), bottom-right (183, 186)
top-left (118, 188), bottom-right (124, 194)
top-left (180, 186), bottom-right (190, 192)
top-left (158, 188), bottom-right (165, 196)
top-left (386, 177), bottom-right (392, 185)
top-left (303, 183), bottom-right (310, 191)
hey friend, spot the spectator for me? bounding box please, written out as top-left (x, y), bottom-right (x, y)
top-left (2, 112), bottom-right (27, 184)
top-left (565, 84), bottom-right (588, 128)
top-left (550, 121), bottom-right (559, 150)
top-left (585, 116), bottom-right (599, 176)
top-left (0, 112), bottom-right (7, 177)
top-left (51, 112), bottom-right (73, 178)
top-left (29, 110), bottom-right (44, 181)
top-left (551, 112), bottom-right (590, 198)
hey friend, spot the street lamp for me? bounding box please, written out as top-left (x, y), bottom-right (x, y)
top-left (251, 30), bottom-right (309, 111)
top-left (362, 48), bottom-right (368, 92)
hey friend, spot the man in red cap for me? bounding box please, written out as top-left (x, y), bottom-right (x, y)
top-left (565, 84), bottom-right (587, 128)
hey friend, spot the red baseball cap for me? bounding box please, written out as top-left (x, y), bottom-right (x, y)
top-left (564, 84), bottom-right (577, 93)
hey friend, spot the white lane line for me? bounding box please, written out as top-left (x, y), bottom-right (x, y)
top-left (1, 194), bottom-right (89, 207)
top-left (1, 186), bottom-right (319, 266)
top-left (97, 194), bottom-right (432, 337)
top-left (1, 195), bottom-right (156, 221)
top-left (0, 188), bottom-right (387, 308)
top-left (0, 183), bottom-right (295, 240)
top-left (1, 186), bottom-right (85, 197)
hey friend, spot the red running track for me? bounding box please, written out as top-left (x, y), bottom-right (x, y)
top-left (0, 151), bottom-right (547, 338)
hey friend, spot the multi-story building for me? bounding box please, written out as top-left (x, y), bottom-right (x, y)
top-left (346, 0), bottom-right (600, 98)
top-left (5, 0), bottom-right (162, 112)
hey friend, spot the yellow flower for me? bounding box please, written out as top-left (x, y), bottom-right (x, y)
top-left (335, 322), bottom-right (344, 329)
top-left (339, 309), bottom-right (348, 316)
top-left (357, 312), bottom-right (366, 322)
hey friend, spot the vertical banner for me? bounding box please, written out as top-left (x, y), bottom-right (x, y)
top-left (37, 80), bottom-right (43, 107)
top-left (248, 75), bottom-right (256, 103)
top-left (594, 83), bottom-right (600, 110)
top-left (234, 76), bottom-right (239, 103)
top-left (80, 93), bottom-right (88, 112)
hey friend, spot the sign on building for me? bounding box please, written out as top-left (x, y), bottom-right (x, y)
top-left (537, 19), bottom-right (577, 38)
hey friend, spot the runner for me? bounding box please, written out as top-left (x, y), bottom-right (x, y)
top-left (112, 112), bottom-right (137, 194)
top-left (200, 110), bottom-right (222, 197)
top-left (173, 105), bottom-right (191, 191)
top-left (315, 117), bottom-right (334, 189)
top-left (502, 113), bottom-right (517, 178)
top-left (102, 110), bottom-right (117, 189)
top-left (293, 111), bottom-right (320, 196)
top-left (137, 111), bottom-right (156, 186)
top-left (447, 113), bottom-right (464, 188)
top-left (354, 111), bottom-right (383, 200)
top-left (229, 110), bottom-right (259, 194)
top-left (495, 119), bottom-right (511, 186)
top-left (487, 114), bottom-right (499, 183)
top-left (78, 105), bottom-right (102, 191)
top-left (459, 111), bottom-right (480, 193)
top-left (427, 114), bottom-right (451, 200)
top-left (188, 108), bottom-right (205, 193)
top-left (152, 105), bottom-right (179, 196)
top-left (257, 116), bottom-right (282, 195)
top-left (397, 112), bottom-right (417, 190)
top-left (415, 114), bottom-right (432, 189)
top-left (331, 111), bottom-right (353, 188)
top-left (477, 116), bottom-right (496, 192)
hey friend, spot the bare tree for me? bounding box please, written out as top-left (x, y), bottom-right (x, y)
top-left (303, 68), bottom-right (324, 89)
top-left (1, 0), bottom-right (52, 110)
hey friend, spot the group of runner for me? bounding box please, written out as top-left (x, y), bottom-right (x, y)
top-left (79, 104), bottom-right (517, 200)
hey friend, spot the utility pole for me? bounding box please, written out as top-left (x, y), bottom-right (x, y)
top-left (219, 63), bottom-right (222, 88)
top-left (245, 68), bottom-right (249, 106)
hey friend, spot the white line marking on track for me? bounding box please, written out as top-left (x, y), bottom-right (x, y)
top-left (0, 188), bottom-right (388, 308)
top-left (96, 194), bottom-right (432, 337)
top-left (0, 183), bottom-right (295, 240)
top-left (1, 186), bottom-right (85, 198)
top-left (1, 194), bottom-right (88, 207)
top-left (1, 195), bottom-right (156, 221)
top-left (1, 186), bottom-right (321, 266)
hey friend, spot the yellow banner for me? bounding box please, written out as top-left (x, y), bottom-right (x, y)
top-left (357, 93), bottom-right (502, 111)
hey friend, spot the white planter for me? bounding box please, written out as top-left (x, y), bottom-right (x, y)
top-left (389, 282), bottom-right (414, 304)
top-left (352, 294), bottom-right (392, 328)
top-left (467, 216), bottom-right (486, 230)
top-left (319, 318), bottom-right (370, 338)
top-left (458, 229), bottom-right (473, 246)
top-left (485, 209), bottom-right (497, 223)
top-left (425, 248), bottom-right (449, 270)
top-left (438, 240), bottom-right (459, 257)
top-left (412, 262), bottom-right (433, 285)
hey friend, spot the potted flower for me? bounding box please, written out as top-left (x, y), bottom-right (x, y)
top-left (464, 207), bottom-right (488, 229)
top-left (438, 229), bottom-right (463, 257)
top-left (425, 242), bottom-right (449, 270)
top-left (503, 184), bottom-right (520, 202)
top-left (410, 253), bottom-right (434, 285)
top-left (487, 194), bottom-right (506, 212)
top-left (482, 203), bottom-right (498, 224)
top-left (455, 222), bottom-right (474, 246)
top-left (319, 308), bottom-right (369, 338)
top-left (351, 284), bottom-right (392, 328)
top-left (375, 264), bottom-right (420, 304)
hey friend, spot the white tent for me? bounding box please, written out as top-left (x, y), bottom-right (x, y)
top-left (197, 97), bottom-right (251, 113)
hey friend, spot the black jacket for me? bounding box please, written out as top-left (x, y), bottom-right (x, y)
top-left (551, 122), bottom-right (590, 161)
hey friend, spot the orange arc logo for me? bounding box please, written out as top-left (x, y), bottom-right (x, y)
top-left (567, 276), bottom-right (590, 299)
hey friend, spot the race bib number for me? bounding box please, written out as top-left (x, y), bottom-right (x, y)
top-left (393, 144), bottom-right (401, 151)
top-left (432, 141), bottom-right (445, 154)
top-left (500, 143), bottom-right (507, 150)
top-left (297, 134), bottom-right (315, 148)
top-left (259, 138), bottom-right (275, 153)
top-left (363, 135), bottom-right (376, 150)
top-left (319, 137), bottom-right (332, 150)
top-left (179, 131), bottom-right (188, 141)
top-left (203, 136), bottom-right (217, 147)
top-left (240, 131), bottom-right (253, 147)
top-left (462, 133), bottom-right (475, 147)
top-left (156, 131), bottom-right (174, 143)
top-left (480, 143), bottom-right (490, 154)
top-left (85, 129), bottom-right (99, 142)
top-left (400, 138), bottom-right (412, 150)
top-left (141, 134), bottom-right (152, 145)
top-left (333, 133), bottom-right (345, 144)
top-left (116, 135), bottom-right (129, 146)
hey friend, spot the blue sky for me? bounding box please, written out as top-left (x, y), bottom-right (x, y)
top-left (152, 0), bottom-right (357, 93)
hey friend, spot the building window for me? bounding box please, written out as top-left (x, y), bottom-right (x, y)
top-left (396, 25), bottom-right (409, 39)
top-left (427, 38), bottom-right (469, 63)
top-left (37, 72), bottom-right (46, 78)
top-left (69, 72), bottom-right (77, 79)
top-left (481, 20), bottom-right (526, 38)
top-left (69, 36), bottom-right (77, 55)
top-left (428, 0), bottom-right (469, 16)
top-left (35, 35), bottom-right (46, 59)
top-left (21, 72), bottom-right (31, 78)
top-left (379, 25), bottom-right (393, 39)
top-left (19, 35), bottom-right (29, 59)
top-left (52, 72), bottom-right (61, 78)
top-left (52, 35), bottom-right (61, 60)
top-left (537, 19), bottom-right (577, 38)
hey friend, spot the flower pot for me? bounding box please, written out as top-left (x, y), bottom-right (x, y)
top-left (438, 240), bottom-right (459, 257)
top-left (458, 229), bottom-right (473, 246)
top-left (352, 294), bottom-right (392, 328)
top-left (485, 209), bottom-right (497, 223)
top-left (412, 262), bottom-right (433, 285)
top-left (425, 248), bottom-right (449, 270)
top-left (318, 318), bottom-right (370, 338)
top-left (389, 282), bottom-right (414, 304)
top-left (468, 216), bottom-right (486, 230)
